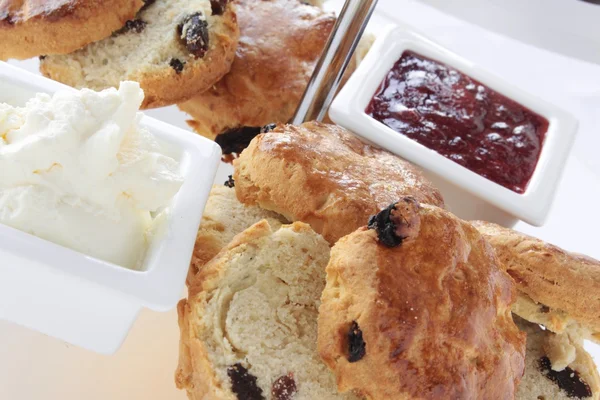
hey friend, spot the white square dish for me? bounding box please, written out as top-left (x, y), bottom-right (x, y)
top-left (0, 62), bottom-right (221, 354)
top-left (329, 24), bottom-right (578, 226)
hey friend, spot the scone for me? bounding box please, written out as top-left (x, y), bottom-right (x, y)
top-left (472, 221), bottom-right (600, 341)
top-left (318, 199), bottom-right (525, 399)
top-left (233, 122), bottom-right (444, 244)
top-left (179, 0), bottom-right (336, 141)
top-left (40, 0), bottom-right (239, 108)
top-left (188, 183), bottom-right (287, 283)
top-left (515, 316), bottom-right (600, 400)
top-left (0, 0), bottom-right (144, 60)
top-left (176, 220), bottom-right (359, 400)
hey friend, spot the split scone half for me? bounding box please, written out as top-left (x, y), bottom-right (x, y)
top-left (0, 0), bottom-right (145, 60)
top-left (40, 0), bottom-right (239, 108)
top-left (177, 220), bottom-right (360, 400)
top-left (234, 122), bottom-right (444, 244)
top-left (515, 316), bottom-right (600, 400)
top-left (187, 184), bottom-right (287, 284)
top-left (472, 221), bottom-right (600, 342)
top-left (318, 199), bottom-right (526, 399)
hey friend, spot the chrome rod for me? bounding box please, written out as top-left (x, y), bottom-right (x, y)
top-left (292, 0), bottom-right (379, 124)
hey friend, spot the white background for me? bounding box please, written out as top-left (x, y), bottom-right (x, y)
top-left (1, 0), bottom-right (600, 398)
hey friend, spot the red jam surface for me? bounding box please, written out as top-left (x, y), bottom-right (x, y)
top-left (366, 51), bottom-right (549, 194)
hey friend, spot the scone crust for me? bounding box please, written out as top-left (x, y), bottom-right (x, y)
top-left (472, 221), bottom-right (600, 334)
top-left (0, 0), bottom-right (144, 60)
top-left (318, 203), bottom-right (525, 399)
top-left (180, 0), bottom-right (336, 139)
top-left (187, 185), bottom-right (286, 284)
top-left (176, 221), bottom-right (277, 400)
top-left (40, 2), bottom-right (239, 109)
top-left (233, 122), bottom-right (445, 244)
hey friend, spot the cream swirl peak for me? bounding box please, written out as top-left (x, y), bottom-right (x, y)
top-left (0, 81), bottom-right (183, 269)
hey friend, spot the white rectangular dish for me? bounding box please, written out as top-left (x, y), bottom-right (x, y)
top-left (0, 62), bottom-right (221, 354)
top-left (329, 24), bottom-right (578, 226)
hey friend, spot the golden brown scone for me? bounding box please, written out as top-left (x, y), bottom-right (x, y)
top-left (233, 122), bottom-right (444, 244)
top-left (318, 198), bottom-right (525, 399)
top-left (0, 0), bottom-right (144, 60)
top-left (40, 0), bottom-right (239, 109)
top-left (472, 221), bottom-right (600, 340)
top-left (515, 316), bottom-right (600, 400)
top-left (179, 0), bottom-right (336, 140)
top-left (187, 184), bottom-right (287, 284)
top-left (177, 220), bottom-right (358, 400)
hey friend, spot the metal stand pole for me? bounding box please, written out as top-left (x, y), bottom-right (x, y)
top-left (292, 0), bottom-right (379, 124)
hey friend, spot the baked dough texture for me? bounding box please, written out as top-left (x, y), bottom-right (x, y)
top-left (180, 0), bottom-right (336, 139)
top-left (515, 316), bottom-right (600, 400)
top-left (233, 122), bottom-right (444, 244)
top-left (40, 0), bottom-right (239, 108)
top-left (188, 185), bottom-right (287, 283)
top-left (0, 0), bottom-right (144, 60)
top-left (472, 221), bottom-right (600, 340)
top-left (177, 220), bottom-right (359, 400)
top-left (318, 199), bottom-right (525, 399)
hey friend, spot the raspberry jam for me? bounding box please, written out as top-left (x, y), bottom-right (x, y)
top-left (366, 51), bottom-right (548, 194)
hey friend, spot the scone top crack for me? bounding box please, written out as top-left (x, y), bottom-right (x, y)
top-left (318, 200), bottom-right (526, 399)
top-left (40, 0), bottom-right (239, 108)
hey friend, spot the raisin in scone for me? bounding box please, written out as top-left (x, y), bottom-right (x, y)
top-left (515, 316), bottom-right (600, 400)
top-left (0, 0), bottom-right (145, 60)
top-left (179, 0), bottom-right (336, 142)
top-left (40, 0), bottom-right (239, 108)
top-left (318, 199), bottom-right (525, 399)
top-left (188, 184), bottom-right (287, 283)
top-left (472, 221), bottom-right (600, 342)
top-left (233, 122), bottom-right (444, 244)
top-left (176, 220), bottom-right (360, 400)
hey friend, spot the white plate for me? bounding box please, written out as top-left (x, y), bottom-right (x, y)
top-left (1, 0), bottom-right (600, 398)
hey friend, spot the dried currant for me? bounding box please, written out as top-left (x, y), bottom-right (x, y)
top-left (348, 321), bottom-right (366, 362)
top-left (224, 175), bottom-right (235, 188)
top-left (368, 198), bottom-right (420, 248)
top-left (169, 58), bottom-right (185, 74)
top-left (261, 123), bottom-right (277, 133)
top-left (540, 305), bottom-right (550, 313)
top-left (272, 373), bottom-right (297, 400)
top-left (215, 126), bottom-right (262, 156)
top-left (39, 55), bottom-right (47, 60)
top-left (539, 356), bottom-right (592, 398)
top-left (178, 13), bottom-right (209, 59)
top-left (114, 19), bottom-right (147, 35)
top-left (126, 19), bottom-right (147, 33)
top-left (210, 0), bottom-right (229, 15)
top-left (227, 364), bottom-right (265, 400)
